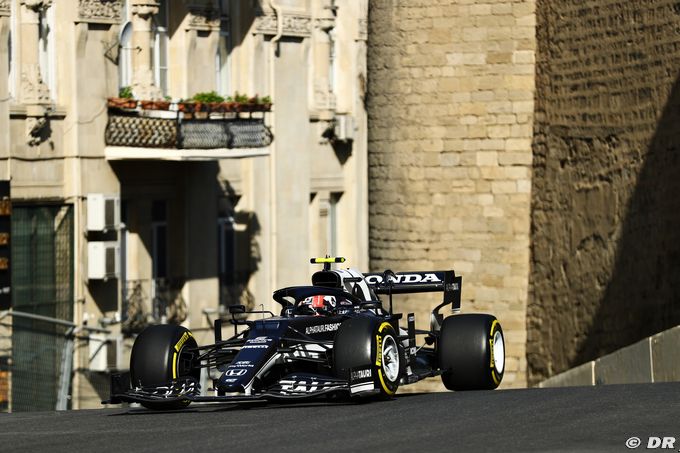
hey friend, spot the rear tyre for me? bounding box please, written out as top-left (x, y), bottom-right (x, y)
top-left (333, 316), bottom-right (403, 398)
top-left (130, 324), bottom-right (200, 410)
top-left (438, 314), bottom-right (505, 391)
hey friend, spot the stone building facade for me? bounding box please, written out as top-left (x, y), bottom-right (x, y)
top-left (367, 0), bottom-right (536, 389)
top-left (0, 0), bottom-right (368, 410)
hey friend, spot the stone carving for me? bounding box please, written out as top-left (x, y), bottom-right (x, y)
top-left (78, 0), bottom-right (123, 24)
top-left (20, 0), bottom-right (52, 12)
top-left (315, 17), bottom-right (335, 33)
top-left (21, 64), bottom-right (51, 104)
top-left (131, 1), bottom-right (159, 20)
top-left (254, 13), bottom-right (312, 38)
top-left (187, 5), bottom-right (220, 31)
top-left (0, 1), bottom-right (10, 16)
top-left (26, 116), bottom-right (48, 146)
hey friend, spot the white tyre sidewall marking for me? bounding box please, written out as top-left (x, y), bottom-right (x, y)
top-left (381, 335), bottom-right (399, 382)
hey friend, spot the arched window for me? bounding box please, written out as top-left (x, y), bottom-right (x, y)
top-left (119, 21), bottom-right (133, 90)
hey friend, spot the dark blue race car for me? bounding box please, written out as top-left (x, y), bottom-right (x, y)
top-left (105, 257), bottom-right (505, 409)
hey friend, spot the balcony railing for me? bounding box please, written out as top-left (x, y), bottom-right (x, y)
top-left (104, 103), bottom-right (273, 159)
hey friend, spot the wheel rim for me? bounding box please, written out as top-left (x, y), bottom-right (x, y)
top-left (382, 335), bottom-right (400, 382)
top-left (493, 330), bottom-right (505, 374)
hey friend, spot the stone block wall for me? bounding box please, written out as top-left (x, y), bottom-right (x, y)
top-left (367, 0), bottom-right (537, 389)
top-left (528, 0), bottom-right (680, 384)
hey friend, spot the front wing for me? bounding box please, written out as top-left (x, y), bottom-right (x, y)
top-left (104, 372), bottom-right (379, 406)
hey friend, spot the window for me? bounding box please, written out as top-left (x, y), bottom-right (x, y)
top-left (11, 205), bottom-right (74, 411)
top-left (119, 22), bottom-right (133, 90)
top-left (38, 5), bottom-right (56, 100)
top-left (216, 0), bottom-right (231, 95)
top-left (152, 0), bottom-right (169, 96)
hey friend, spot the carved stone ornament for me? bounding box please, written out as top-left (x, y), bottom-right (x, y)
top-left (187, 5), bottom-right (220, 31)
top-left (0, 1), bottom-right (10, 16)
top-left (253, 12), bottom-right (312, 38)
top-left (26, 116), bottom-right (48, 147)
top-left (21, 0), bottom-right (53, 13)
top-left (315, 17), bottom-right (335, 33)
top-left (131, 1), bottom-right (159, 20)
top-left (21, 64), bottom-right (51, 104)
top-left (78, 0), bottom-right (123, 24)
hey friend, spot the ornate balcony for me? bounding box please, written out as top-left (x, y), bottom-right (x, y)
top-left (104, 103), bottom-right (273, 161)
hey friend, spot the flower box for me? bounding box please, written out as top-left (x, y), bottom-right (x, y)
top-left (107, 97), bottom-right (138, 109)
top-left (140, 100), bottom-right (171, 111)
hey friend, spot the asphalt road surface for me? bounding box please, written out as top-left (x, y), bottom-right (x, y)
top-left (1, 383), bottom-right (679, 452)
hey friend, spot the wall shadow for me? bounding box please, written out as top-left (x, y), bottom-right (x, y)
top-left (575, 71), bottom-right (680, 363)
top-left (218, 180), bottom-right (261, 312)
top-left (527, 1), bottom-right (680, 384)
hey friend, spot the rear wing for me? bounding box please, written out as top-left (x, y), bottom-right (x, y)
top-left (363, 270), bottom-right (462, 312)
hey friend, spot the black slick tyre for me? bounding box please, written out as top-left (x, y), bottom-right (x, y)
top-left (129, 324), bottom-right (200, 410)
top-left (438, 314), bottom-right (505, 391)
top-left (333, 316), bottom-right (403, 398)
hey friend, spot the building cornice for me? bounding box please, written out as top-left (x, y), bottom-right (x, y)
top-left (185, 4), bottom-right (220, 31)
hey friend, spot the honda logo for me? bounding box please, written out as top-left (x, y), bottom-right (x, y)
top-left (225, 368), bottom-right (247, 376)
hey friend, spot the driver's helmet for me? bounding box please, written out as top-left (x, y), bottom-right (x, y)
top-left (301, 295), bottom-right (336, 315)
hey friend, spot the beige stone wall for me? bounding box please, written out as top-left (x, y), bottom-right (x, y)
top-left (528, 0), bottom-right (680, 384)
top-left (367, 0), bottom-right (536, 389)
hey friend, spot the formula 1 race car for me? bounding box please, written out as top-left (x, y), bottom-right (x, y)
top-left (105, 257), bottom-right (505, 409)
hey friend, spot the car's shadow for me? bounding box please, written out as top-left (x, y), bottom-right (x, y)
top-left (105, 393), bottom-right (425, 416)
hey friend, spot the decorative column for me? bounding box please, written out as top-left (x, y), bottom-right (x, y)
top-left (312, 0), bottom-right (336, 119)
top-left (19, 0), bottom-right (51, 105)
top-left (131, 0), bottom-right (162, 100)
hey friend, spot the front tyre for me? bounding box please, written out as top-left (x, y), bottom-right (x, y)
top-left (438, 314), bottom-right (505, 391)
top-left (130, 324), bottom-right (200, 410)
top-left (333, 317), bottom-right (403, 398)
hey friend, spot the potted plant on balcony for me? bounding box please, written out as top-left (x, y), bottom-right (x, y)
top-left (177, 98), bottom-right (196, 113)
top-left (256, 95), bottom-right (272, 112)
top-left (140, 95), bottom-right (171, 111)
top-left (193, 91), bottom-right (224, 113)
top-left (107, 86), bottom-right (138, 109)
top-left (219, 95), bottom-right (238, 113)
top-left (233, 91), bottom-right (250, 112)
